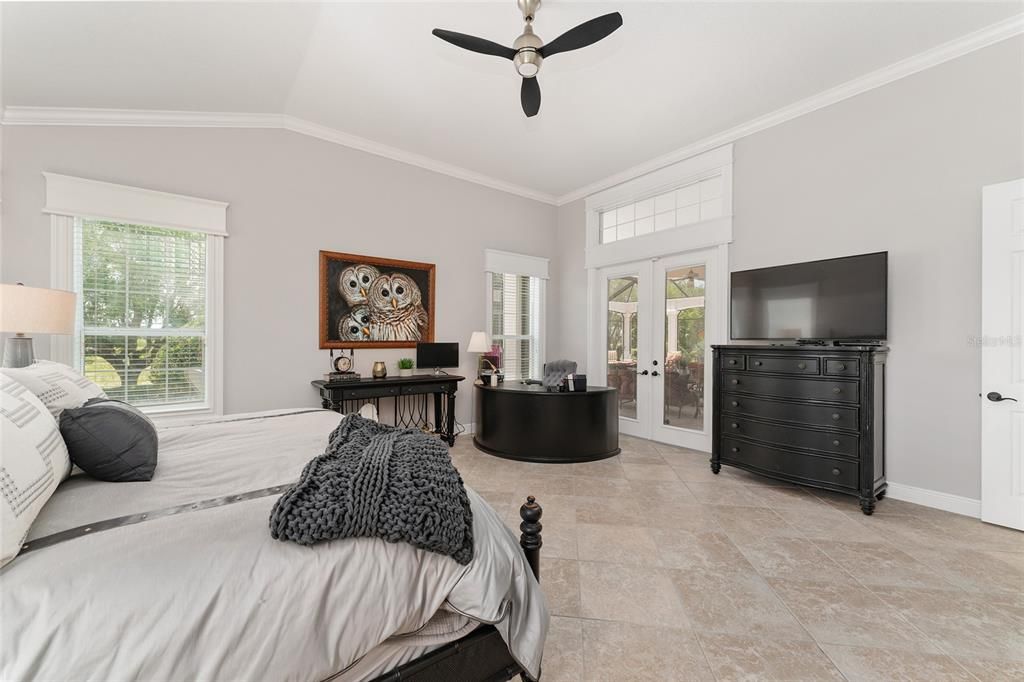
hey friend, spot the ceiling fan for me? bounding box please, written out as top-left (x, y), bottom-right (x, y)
top-left (432, 0), bottom-right (623, 118)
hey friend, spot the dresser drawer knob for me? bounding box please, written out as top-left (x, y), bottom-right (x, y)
top-left (832, 439), bottom-right (840, 446)
top-left (831, 413), bottom-right (841, 421)
top-left (837, 363), bottom-right (846, 371)
top-left (731, 401), bottom-right (739, 407)
top-left (797, 362), bottom-right (806, 369)
top-left (731, 422), bottom-right (739, 429)
top-left (754, 360), bottom-right (762, 366)
top-left (731, 379), bottom-right (739, 385)
top-left (832, 386), bottom-right (842, 394)
top-left (731, 447), bottom-right (739, 453)
top-left (832, 468), bottom-right (841, 476)
top-left (728, 359), bottom-right (737, 365)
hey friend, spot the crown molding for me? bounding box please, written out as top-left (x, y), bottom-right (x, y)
top-left (1, 107), bottom-right (559, 206)
top-left (278, 116), bottom-right (557, 204)
top-left (554, 12), bottom-right (1024, 206)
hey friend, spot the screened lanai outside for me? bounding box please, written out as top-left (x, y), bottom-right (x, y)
top-left (662, 265), bottom-right (705, 430)
top-left (606, 276), bottom-right (639, 419)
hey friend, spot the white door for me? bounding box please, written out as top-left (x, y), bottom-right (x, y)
top-left (981, 178), bottom-right (1024, 531)
top-left (650, 248), bottom-right (727, 450)
top-left (597, 247), bottom-right (727, 449)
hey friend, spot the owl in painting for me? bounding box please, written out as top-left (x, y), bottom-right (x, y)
top-left (367, 273), bottom-right (428, 341)
top-left (338, 305), bottom-right (372, 342)
top-left (339, 264), bottom-right (381, 306)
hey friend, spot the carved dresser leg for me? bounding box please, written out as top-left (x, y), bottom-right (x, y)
top-left (859, 497), bottom-right (876, 515)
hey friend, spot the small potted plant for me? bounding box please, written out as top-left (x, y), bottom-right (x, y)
top-left (398, 358), bottom-right (414, 377)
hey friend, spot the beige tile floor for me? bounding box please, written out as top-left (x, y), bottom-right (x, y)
top-left (449, 434), bottom-right (1024, 682)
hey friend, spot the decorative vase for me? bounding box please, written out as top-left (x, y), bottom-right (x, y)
top-left (372, 361), bottom-right (387, 378)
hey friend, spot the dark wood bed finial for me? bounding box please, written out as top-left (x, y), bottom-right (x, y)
top-left (519, 495), bottom-right (543, 581)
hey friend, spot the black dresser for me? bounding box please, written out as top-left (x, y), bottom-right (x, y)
top-left (711, 344), bottom-right (887, 514)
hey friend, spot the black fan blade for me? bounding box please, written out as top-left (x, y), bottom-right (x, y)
top-left (521, 76), bottom-right (541, 117)
top-left (432, 28), bottom-right (516, 60)
top-left (539, 12), bottom-right (623, 58)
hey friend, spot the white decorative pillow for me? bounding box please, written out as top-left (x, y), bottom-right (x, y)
top-left (1, 374), bottom-right (70, 567)
top-left (0, 360), bottom-right (107, 420)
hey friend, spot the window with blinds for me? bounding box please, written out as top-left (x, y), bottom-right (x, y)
top-left (73, 218), bottom-right (208, 408)
top-left (600, 173), bottom-right (723, 244)
top-left (489, 272), bottom-right (544, 381)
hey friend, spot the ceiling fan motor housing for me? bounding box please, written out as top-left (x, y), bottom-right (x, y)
top-left (513, 28), bottom-right (544, 77)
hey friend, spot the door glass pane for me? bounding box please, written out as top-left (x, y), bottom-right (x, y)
top-left (607, 276), bottom-right (639, 420)
top-left (663, 265), bottom-right (705, 430)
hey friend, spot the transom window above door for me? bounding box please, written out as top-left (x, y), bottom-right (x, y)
top-left (600, 174), bottom-right (723, 244)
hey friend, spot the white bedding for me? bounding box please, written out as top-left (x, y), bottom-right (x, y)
top-left (0, 409), bottom-right (548, 681)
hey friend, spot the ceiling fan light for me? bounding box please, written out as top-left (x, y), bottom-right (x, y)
top-left (517, 62), bottom-right (540, 77)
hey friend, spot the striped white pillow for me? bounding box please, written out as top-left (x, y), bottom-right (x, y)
top-left (0, 360), bottom-right (107, 420)
top-left (0, 374), bottom-right (70, 567)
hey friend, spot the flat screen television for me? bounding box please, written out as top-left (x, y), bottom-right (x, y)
top-left (416, 342), bottom-right (459, 370)
top-left (731, 252), bottom-right (887, 341)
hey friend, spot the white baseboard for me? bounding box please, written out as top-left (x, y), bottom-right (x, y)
top-left (885, 482), bottom-right (981, 518)
top-left (460, 422), bottom-right (475, 436)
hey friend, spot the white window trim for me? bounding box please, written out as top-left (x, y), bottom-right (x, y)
top-left (484, 249), bottom-right (548, 381)
top-left (45, 173), bottom-right (227, 419)
top-left (484, 248), bottom-right (550, 280)
top-left (584, 144), bottom-right (733, 270)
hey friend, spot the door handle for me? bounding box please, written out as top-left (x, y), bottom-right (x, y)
top-left (651, 370), bottom-right (660, 377)
top-left (987, 392), bottom-right (1018, 403)
top-left (637, 370), bottom-right (649, 376)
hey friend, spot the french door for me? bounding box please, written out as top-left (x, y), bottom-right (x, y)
top-left (597, 246), bottom-right (727, 451)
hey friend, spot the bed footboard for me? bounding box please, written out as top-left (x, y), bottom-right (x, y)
top-left (366, 496), bottom-right (543, 682)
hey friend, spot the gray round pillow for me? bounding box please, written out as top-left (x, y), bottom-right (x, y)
top-left (59, 398), bottom-right (158, 482)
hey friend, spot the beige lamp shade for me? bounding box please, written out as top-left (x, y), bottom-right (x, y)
top-left (0, 284), bottom-right (77, 334)
top-left (467, 331), bottom-right (491, 353)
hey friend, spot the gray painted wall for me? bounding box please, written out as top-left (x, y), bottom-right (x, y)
top-left (1, 126), bottom-right (558, 424)
top-left (551, 37), bottom-right (1024, 501)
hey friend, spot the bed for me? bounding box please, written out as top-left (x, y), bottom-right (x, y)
top-left (1, 409), bottom-right (548, 681)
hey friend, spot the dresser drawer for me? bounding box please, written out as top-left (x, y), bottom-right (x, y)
top-left (721, 372), bottom-right (859, 403)
top-left (746, 355), bottom-right (820, 375)
top-left (722, 393), bottom-right (859, 430)
top-left (721, 416), bottom-right (859, 458)
top-left (824, 358), bottom-right (860, 377)
top-left (721, 438), bottom-right (859, 490)
top-left (721, 354), bottom-right (745, 370)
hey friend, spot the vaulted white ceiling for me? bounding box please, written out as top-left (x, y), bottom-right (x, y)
top-left (3, 1), bottom-right (1021, 199)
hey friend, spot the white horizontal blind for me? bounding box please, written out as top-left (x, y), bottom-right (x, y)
top-left (600, 174), bottom-right (723, 244)
top-left (73, 218), bottom-right (208, 408)
top-left (489, 272), bottom-right (543, 381)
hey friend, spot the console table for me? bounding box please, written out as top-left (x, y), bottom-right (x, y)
top-left (311, 374), bottom-right (465, 446)
top-left (473, 383), bottom-right (620, 462)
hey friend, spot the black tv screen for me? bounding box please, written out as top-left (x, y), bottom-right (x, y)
top-left (731, 252), bottom-right (887, 341)
top-left (416, 342), bottom-right (459, 369)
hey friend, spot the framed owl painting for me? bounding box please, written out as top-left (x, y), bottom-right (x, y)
top-left (319, 251), bottom-right (436, 349)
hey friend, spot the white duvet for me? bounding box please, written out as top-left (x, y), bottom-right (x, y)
top-left (0, 410), bottom-right (548, 681)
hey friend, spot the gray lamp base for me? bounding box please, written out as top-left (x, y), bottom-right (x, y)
top-left (2, 335), bottom-right (35, 368)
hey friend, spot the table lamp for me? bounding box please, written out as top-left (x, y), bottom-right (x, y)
top-left (0, 283), bottom-right (77, 368)
top-left (467, 331), bottom-right (497, 382)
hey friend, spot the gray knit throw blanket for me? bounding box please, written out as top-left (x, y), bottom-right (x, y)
top-left (269, 414), bottom-right (474, 564)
